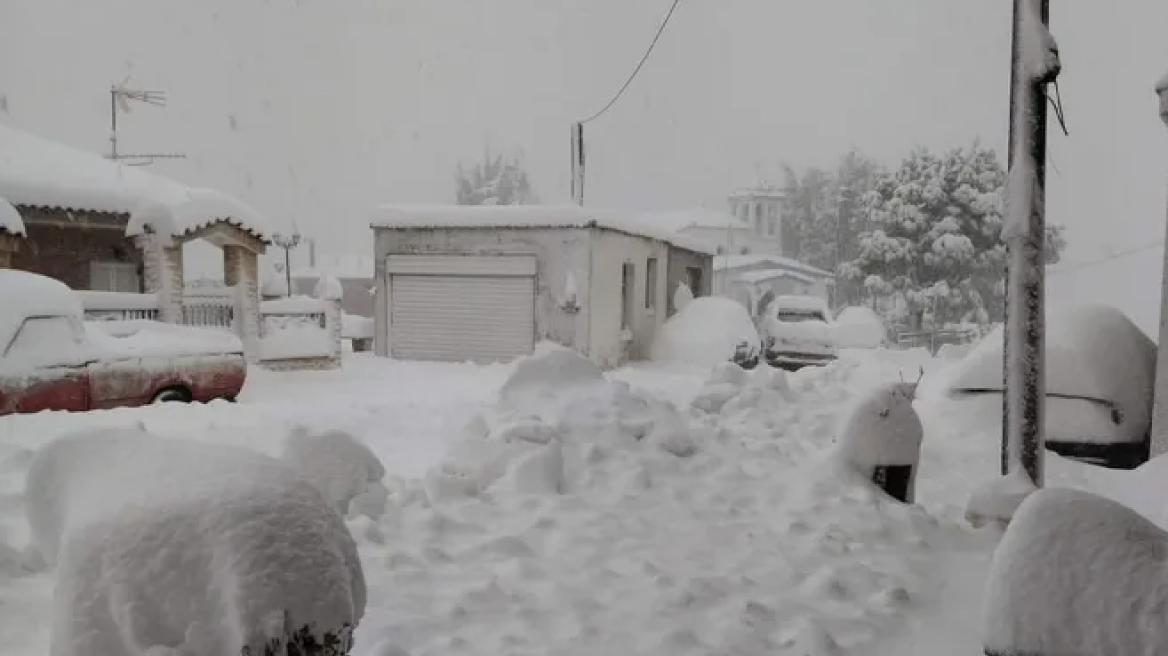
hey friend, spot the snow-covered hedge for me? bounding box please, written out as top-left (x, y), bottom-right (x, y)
top-left (280, 427), bottom-right (387, 517)
top-left (25, 429), bottom-right (366, 656)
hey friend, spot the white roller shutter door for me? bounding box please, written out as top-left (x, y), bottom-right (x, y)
top-left (387, 255), bottom-right (536, 363)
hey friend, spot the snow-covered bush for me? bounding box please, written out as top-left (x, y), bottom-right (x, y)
top-left (25, 428), bottom-right (366, 656)
top-left (279, 427), bottom-right (387, 517)
top-left (651, 296), bottom-right (761, 369)
top-left (983, 488), bottom-right (1168, 656)
top-left (672, 282), bottom-right (694, 312)
top-left (834, 379), bottom-right (924, 503)
top-left (313, 274), bottom-right (345, 302)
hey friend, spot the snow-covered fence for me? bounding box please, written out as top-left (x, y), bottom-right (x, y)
top-left (77, 290), bottom-right (161, 322)
top-left (258, 296), bottom-right (342, 370)
top-left (182, 287), bottom-right (235, 331)
top-left (342, 313), bottom-right (374, 352)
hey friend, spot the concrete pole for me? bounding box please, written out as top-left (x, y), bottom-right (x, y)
top-left (1149, 75), bottom-right (1168, 458)
top-left (1001, 0), bottom-right (1056, 486)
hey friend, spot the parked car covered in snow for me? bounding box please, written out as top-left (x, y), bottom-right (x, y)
top-left (942, 304), bottom-right (1155, 469)
top-left (758, 295), bottom-right (839, 370)
top-left (651, 295), bottom-right (761, 369)
top-left (0, 270), bottom-right (247, 416)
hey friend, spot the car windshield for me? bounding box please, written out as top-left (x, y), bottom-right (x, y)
top-left (776, 309), bottom-right (826, 323)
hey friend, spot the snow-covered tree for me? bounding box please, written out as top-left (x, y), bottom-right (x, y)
top-left (455, 146), bottom-right (537, 206)
top-left (841, 144), bottom-right (1066, 329)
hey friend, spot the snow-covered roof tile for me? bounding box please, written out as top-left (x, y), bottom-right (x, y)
top-left (0, 195), bottom-right (26, 236)
top-left (0, 123), bottom-right (268, 241)
top-left (641, 208), bottom-right (751, 233)
top-left (370, 204), bottom-right (716, 255)
top-left (715, 254), bottom-right (833, 279)
top-left (126, 189), bottom-right (270, 243)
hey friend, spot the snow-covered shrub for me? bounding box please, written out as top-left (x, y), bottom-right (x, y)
top-left (651, 296), bottom-right (761, 369)
top-left (280, 427), bottom-right (387, 517)
top-left (314, 274), bottom-right (345, 302)
top-left (672, 281), bottom-right (694, 312)
top-left (25, 428), bottom-right (366, 656)
top-left (834, 380), bottom-right (924, 503)
top-left (983, 488), bottom-right (1168, 656)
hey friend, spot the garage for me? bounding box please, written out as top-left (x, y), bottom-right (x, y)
top-left (386, 253), bottom-right (536, 363)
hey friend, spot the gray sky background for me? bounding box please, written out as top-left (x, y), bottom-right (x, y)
top-left (2, 1), bottom-right (1167, 332)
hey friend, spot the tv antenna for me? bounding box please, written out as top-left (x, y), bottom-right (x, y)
top-left (107, 77), bottom-right (187, 166)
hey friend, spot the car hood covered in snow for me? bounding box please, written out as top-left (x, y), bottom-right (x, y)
top-left (85, 320), bottom-right (245, 359)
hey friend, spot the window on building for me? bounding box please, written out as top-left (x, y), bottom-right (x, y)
top-left (620, 262), bottom-right (635, 330)
top-left (645, 257), bottom-right (658, 310)
top-left (89, 261), bottom-right (141, 293)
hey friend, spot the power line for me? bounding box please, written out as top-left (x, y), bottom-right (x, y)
top-left (579, 0), bottom-right (683, 125)
top-left (1046, 241), bottom-right (1164, 276)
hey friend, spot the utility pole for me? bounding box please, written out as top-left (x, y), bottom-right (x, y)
top-left (108, 78), bottom-right (186, 166)
top-left (1001, 0), bottom-right (1060, 485)
top-left (570, 122), bottom-right (585, 206)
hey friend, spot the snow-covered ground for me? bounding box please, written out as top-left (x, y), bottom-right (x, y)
top-left (0, 346), bottom-right (1113, 656)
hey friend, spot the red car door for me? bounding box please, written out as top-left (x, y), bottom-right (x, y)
top-left (0, 315), bottom-right (94, 415)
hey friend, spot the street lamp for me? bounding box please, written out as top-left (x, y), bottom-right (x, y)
top-left (271, 231), bottom-right (302, 298)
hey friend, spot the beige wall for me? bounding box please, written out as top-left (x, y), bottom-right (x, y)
top-left (587, 229), bottom-right (673, 367)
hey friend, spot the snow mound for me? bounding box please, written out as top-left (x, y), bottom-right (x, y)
top-left (314, 274), bottom-right (345, 302)
top-left (25, 428), bottom-right (365, 656)
top-left (964, 469), bottom-right (1038, 528)
top-left (651, 296), bottom-right (761, 368)
top-left (280, 426), bottom-right (388, 517)
top-left (691, 362), bottom-right (793, 415)
top-left (944, 304), bottom-right (1154, 445)
top-left (834, 380), bottom-right (924, 502)
top-left (0, 194), bottom-right (25, 235)
top-left (983, 487), bottom-right (1168, 656)
top-left (832, 306), bottom-right (887, 349)
top-left (428, 348), bottom-right (704, 502)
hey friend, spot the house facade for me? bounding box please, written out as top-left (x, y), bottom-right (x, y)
top-left (714, 254), bottom-right (834, 316)
top-left (727, 187), bottom-right (785, 255)
top-left (370, 205), bottom-right (714, 368)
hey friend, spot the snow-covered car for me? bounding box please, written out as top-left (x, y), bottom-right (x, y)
top-left (651, 295), bottom-right (761, 369)
top-left (758, 295), bottom-right (839, 370)
top-left (832, 306), bottom-right (890, 349)
top-left (941, 304), bottom-right (1155, 470)
top-left (0, 270), bottom-right (247, 416)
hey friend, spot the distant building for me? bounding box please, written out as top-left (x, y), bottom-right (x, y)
top-left (290, 251), bottom-right (376, 318)
top-left (714, 254), bottom-right (834, 316)
top-left (641, 208), bottom-right (759, 256)
top-left (727, 187), bottom-right (785, 255)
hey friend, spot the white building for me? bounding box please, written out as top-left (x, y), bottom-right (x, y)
top-left (714, 254), bottom-right (834, 316)
top-left (727, 187), bottom-right (785, 255)
top-left (642, 208), bottom-right (758, 256)
top-left (369, 204), bottom-right (714, 368)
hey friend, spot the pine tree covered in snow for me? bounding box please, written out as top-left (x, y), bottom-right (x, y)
top-left (840, 144), bottom-right (1066, 328)
top-left (455, 146), bottom-right (537, 206)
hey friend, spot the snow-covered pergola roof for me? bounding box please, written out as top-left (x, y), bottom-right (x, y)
top-left (714, 254), bottom-right (833, 279)
top-left (0, 195), bottom-right (26, 236)
top-left (733, 268), bottom-right (815, 286)
top-left (370, 204), bottom-right (716, 255)
top-left (0, 123), bottom-right (269, 242)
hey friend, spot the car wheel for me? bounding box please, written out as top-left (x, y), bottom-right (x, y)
top-left (151, 387), bottom-right (192, 404)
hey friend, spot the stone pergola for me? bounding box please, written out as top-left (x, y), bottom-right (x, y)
top-left (0, 195), bottom-right (24, 268)
top-left (128, 190), bottom-right (270, 362)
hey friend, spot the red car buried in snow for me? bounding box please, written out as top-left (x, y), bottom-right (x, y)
top-left (0, 270), bottom-right (247, 416)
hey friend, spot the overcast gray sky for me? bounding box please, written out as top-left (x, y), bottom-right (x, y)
top-left (2, 1), bottom-right (1167, 331)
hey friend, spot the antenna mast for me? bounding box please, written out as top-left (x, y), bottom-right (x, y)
top-left (108, 77), bottom-right (187, 166)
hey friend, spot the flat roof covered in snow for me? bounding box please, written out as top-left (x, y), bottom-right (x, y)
top-left (733, 268), bottom-right (815, 285)
top-left (370, 204), bottom-right (716, 255)
top-left (641, 208), bottom-right (752, 233)
top-left (0, 123), bottom-right (269, 241)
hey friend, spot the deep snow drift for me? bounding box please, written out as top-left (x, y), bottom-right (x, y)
top-left (24, 428), bottom-right (365, 656)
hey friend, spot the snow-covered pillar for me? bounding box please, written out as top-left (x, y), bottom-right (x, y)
top-left (1150, 73), bottom-right (1168, 458)
top-left (137, 234), bottom-right (184, 324)
top-left (225, 244), bottom-right (261, 364)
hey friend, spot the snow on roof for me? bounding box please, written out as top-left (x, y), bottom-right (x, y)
top-left (728, 187), bottom-right (785, 200)
top-left (773, 294), bottom-right (831, 314)
top-left (0, 269), bottom-right (83, 352)
top-left (0, 195), bottom-right (26, 236)
top-left (126, 189), bottom-right (270, 243)
top-left (732, 268), bottom-right (815, 285)
top-left (0, 123), bottom-right (268, 241)
top-left (370, 204), bottom-right (716, 255)
top-left (293, 254), bottom-right (375, 280)
top-left (641, 208), bottom-right (751, 233)
top-left (714, 254), bottom-right (833, 279)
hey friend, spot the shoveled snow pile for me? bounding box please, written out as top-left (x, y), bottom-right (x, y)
top-left (833, 306), bottom-right (887, 349)
top-left (965, 469), bottom-right (1038, 528)
top-left (24, 428), bottom-right (365, 656)
top-left (983, 487), bottom-right (1168, 656)
top-left (344, 350), bottom-right (976, 655)
top-left (280, 427), bottom-right (388, 518)
top-left (651, 295), bottom-right (760, 368)
top-left (941, 304), bottom-right (1155, 445)
top-left (0, 195), bottom-right (25, 236)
